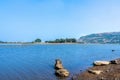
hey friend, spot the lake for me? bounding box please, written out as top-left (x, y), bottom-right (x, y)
top-left (0, 44), bottom-right (119, 80)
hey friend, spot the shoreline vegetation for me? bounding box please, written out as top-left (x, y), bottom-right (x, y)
top-left (0, 38), bottom-right (81, 44)
top-left (0, 42), bottom-right (80, 45)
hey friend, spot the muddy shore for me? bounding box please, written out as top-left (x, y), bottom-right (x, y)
top-left (72, 58), bottom-right (120, 80)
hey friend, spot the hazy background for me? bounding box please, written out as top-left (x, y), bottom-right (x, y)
top-left (0, 0), bottom-right (120, 42)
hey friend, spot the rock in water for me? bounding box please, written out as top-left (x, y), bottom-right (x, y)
top-left (112, 50), bottom-right (115, 52)
top-left (54, 59), bottom-right (70, 77)
top-left (93, 61), bottom-right (110, 66)
top-left (55, 59), bottom-right (64, 69)
top-left (55, 69), bottom-right (69, 77)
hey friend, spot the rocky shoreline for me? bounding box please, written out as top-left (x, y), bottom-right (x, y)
top-left (72, 58), bottom-right (120, 80)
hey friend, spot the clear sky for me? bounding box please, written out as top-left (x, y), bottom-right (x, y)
top-left (0, 0), bottom-right (120, 42)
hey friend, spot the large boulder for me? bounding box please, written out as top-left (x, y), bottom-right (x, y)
top-left (55, 69), bottom-right (69, 77)
top-left (55, 59), bottom-right (64, 69)
top-left (93, 61), bottom-right (110, 66)
top-left (88, 70), bottom-right (102, 75)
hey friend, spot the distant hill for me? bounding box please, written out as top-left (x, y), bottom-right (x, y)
top-left (78, 32), bottom-right (120, 44)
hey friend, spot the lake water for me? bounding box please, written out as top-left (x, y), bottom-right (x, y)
top-left (0, 44), bottom-right (120, 80)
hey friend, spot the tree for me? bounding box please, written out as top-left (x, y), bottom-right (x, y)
top-left (34, 38), bottom-right (41, 42)
top-left (45, 38), bottom-right (77, 43)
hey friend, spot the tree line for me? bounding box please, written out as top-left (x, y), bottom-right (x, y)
top-left (0, 38), bottom-right (77, 43)
top-left (45, 38), bottom-right (77, 43)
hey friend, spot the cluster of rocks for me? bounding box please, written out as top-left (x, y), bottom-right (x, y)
top-left (54, 59), bottom-right (69, 77)
top-left (88, 59), bottom-right (119, 75)
top-left (71, 59), bottom-right (120, 80)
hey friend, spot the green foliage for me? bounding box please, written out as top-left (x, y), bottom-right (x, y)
top-left (45, 38), bottom-right (77, 43)
top-left (34, 38), bottom-right (41, 42)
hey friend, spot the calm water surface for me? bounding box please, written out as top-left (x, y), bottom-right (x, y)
top-left (0, 44), bottom-right (120, 80)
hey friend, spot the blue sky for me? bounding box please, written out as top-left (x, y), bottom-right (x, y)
top-left (0, 0), bottom-right (120, 42)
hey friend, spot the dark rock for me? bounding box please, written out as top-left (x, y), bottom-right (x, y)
top-left (112, 50), bottom-right (115, 52)
top-left (110, 60), bottom-right (118, 64)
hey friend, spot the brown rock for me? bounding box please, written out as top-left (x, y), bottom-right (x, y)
top-left (88, 70), bottom-right (102, 75)
top-left (55, 59), bottom-right (64, 69)
top-left (55, 69), bottom-right (69, 77)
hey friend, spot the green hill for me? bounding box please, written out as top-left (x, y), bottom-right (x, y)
top-left (78, 32), bottom-right (120, 44)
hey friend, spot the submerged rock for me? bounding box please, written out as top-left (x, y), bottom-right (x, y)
top-left (112, 50), bottom-right (115, 52)
top-left (93, 61), bottom-right (110, 66)
top-left (55, 69), bottom-right (69, 77)
top-left (55, 59), bottom-right (64, 69)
